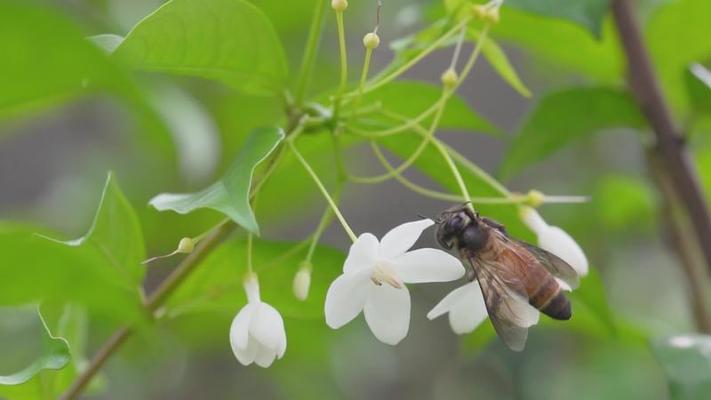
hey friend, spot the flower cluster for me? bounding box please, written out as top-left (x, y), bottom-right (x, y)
top-left (229, 211), bottom-right (587, 367)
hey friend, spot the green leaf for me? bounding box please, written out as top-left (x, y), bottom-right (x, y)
top-left (506, 0), bottom-right (611, 38)
top-left (0, 2), bottom-right (175, 159)
top-left (166, 239), bottom-right (344, 320)
top-left (500, 87), bottom-right (646, 179)
top-left (61, 172), bottom-right (146, 286)
top-left (114, 0), bottom-right (288, 96)
top-left (470, 28), bottom-right (532, 97)
top-left (651, 335), bottom-right (711, 399)
top-left (647, 0), bottom-right (711, 112)
top-left (595, 175), bottom-right (656, 232)
top-left (0, 308), bottom-right (70, 387)
top-left (350, 80), bottom-right (498, 134)
top-left (150, 127), bottom-right (285, 234)
top-left (492, 7), bottom-right (622, 83)
top-left (685, 63), bottom-right (711, 115)
top-left (0, 175), bottom-right (146, 321)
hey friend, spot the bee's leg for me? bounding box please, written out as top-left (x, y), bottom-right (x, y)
top-left (482, 217), bottom-right (507, 234)
top-left (466, 268), bottom-right (477, 282)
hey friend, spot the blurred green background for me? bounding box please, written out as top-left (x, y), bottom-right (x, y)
top-left (2, 0), bottom-right (711, 399)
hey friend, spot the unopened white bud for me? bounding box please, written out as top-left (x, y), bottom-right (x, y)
top-left (441, 68), bottom-right (459, 89)
top-left (177, 237), bottom-right (195, 253)
top-left (293, 263), bottom-right (312, 301)
top-left (331, 0), bottom-right (348, 12)
top-left (363, 32), bottom-right (380, 49)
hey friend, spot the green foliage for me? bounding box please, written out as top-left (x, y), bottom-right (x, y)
top-left (0, 175), bottom-right (145, 321)
top-left (114, 0), bottom-right (289, 96)
top-left (651, 335), bottom-right (711, 399)
top-left (595, 175), bottom-right (656, 232)
top-left (149, 127), bottom-right (285, 234)
top-left (500, 87), bottom-right (646, 179)
top-left (684, 64), bottom-right (711, 116)
top-left (471, 29), bottom-right (532, 98)
top-left (506, 0), bottom-right (611, 38)
top-left (352, 80), bottom-right (497, 134)
top-left (0, 309), bottom-right (70, 389)
top-left (166, 239), bottom-right (343, 319)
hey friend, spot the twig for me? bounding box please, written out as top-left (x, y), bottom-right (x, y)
top-left (612, 0), bottom-right (711, 274)
top-left (59, 221), bottom-right (237, 400)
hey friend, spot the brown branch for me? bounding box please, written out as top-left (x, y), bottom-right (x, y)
top-left (647, 151), bottom-right (711, 333)
top-left (612, 0), bottom-right (711, 273)
top-left (59, 221), bottom-right (237, 400)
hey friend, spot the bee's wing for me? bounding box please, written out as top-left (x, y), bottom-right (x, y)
top-left (468, 255), bottom-right (539, 352)
top-left (514, 240), bottom-right (580, 290)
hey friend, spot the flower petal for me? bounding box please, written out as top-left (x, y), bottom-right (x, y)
top-left (324, 269), bottom-right (372, 329)
top-left (232, 335), bottom-right (257, 366)
top-left (378, 219), bottom-right (434, 260)
top-left (343, 233), bottom-right (379, 273)
top-left (448, 282), bottom-right (488, 334)
top-left (427, 281), bottom-right (476, 320)
top-left (363, 284), bottom-right (411, 345)
top-left (230, 304), bottom-right (254, 351)
top-left (391, 248), bottom-right (465, 284)
top-left (538, 226), bottom-right (589, 277)
top-left (254, 345), bottom-right (277, 368)
top-left (520, 207), bottom-right (547, 232)
top-left (249, 302), bottom-right (286, 351)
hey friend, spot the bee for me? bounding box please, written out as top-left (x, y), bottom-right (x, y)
top-left (435, 205), bottom-right (580, 351)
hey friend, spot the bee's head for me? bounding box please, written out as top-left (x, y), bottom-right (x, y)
top-left (435, 205), bottom-right (478, 250)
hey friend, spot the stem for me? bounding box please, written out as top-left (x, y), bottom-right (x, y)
top-left (246, 233), bottom-right (254, 273)
top-left (59, 221), bottom-right (237, 400)
top-left (612, 0), bottom-right (711, 274)
top-left (348, 91), bottom-right (449, 183)
top-left (306, 203), bottom-right (335, 262)
top-left (353, 18), bottom-right (470, 97)
top-left (431, 136), bottom-right (472, 204)
top-left (647, 150), bottom-right (711, 333)
top-left (287, 139), bottom-right (358, 242)
top-left (336, 11), bottom-right (348, 93)
top-left (294, 0), bottom-right (328, 106)
top-left (350, 47), bottom-right (373, 119)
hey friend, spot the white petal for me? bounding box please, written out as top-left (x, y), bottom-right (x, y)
top-left (363, 284), bottom-right (411, 345)
top-left (343, 233), bottom-right (379, 273)
top-left (448, 283), bottom-right (488, 334)
top-left (324, 270), bottom-right (372, 329)
top-left (249, 303), bottom-right (286, 351)
top-left (232, 335), bottom-right (258, 366)
top-left (391, 248), bottom-right (465, 284)
top-left (378, 219), bottom-right (434, 260)
top-left (254, 345), bottom-right (277, 368)
top-left (519, 207), bottom-right (547, 232)
top-left (427, 281), bottom-right (477, 320)
top-left (538, 226), bottom-right (589, 277)
top-left (229, 304), bottom-right (254, 351)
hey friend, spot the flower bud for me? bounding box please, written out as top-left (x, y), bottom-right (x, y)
top-left (177, 237), bottom-right (194, 254)
top-left (293, 262), bottom-right (312, 301)
top-left (440, 68), bottom-right (459, 89)
top-left (472, 4), bottom-right (488, 20)
top-left (484, 7), bottom-right (500, 24)
top-left (331, 0), bottom-right (348, 12)
top-left (526, 190), bottom-right (545, 208)
top-left (363, 32), bottom-right (380, 50)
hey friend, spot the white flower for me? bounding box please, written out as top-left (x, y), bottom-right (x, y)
top-left (324, 219), bottom-right (465, 345)
top-left (229, 274), bottom-right (286, 368)
top-left (427, 281), bottom-right (540, 335)
top-left (520, 206), bottom-right (589, 277)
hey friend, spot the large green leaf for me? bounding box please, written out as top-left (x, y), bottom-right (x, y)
top-left (500, 87), bottom-right (646, 179)
top-left (685, 64), bottom-right (711, 116)
top-left (0, 2), bottom-right (174, 158)
top-left (506, 0), bottom-right (611, 38)
top-left (0, 308), bottom-right (70, 388)
top-left (651, 335), bottom-right (711, 399)
top-left (350, 80), bottom-right (498, 134)
top-left (114, 0), bottom-right (288, 96)
top-left (647, 0), bottom-right (711, 112)
top-left (150, 127), bottom-right (285, 234)
top-left (165, 239), bottom-right (344, 320)
top-left (0, 175), bottom-right (146, 320)
top-left (61, 173), bottom-right (146, 286)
